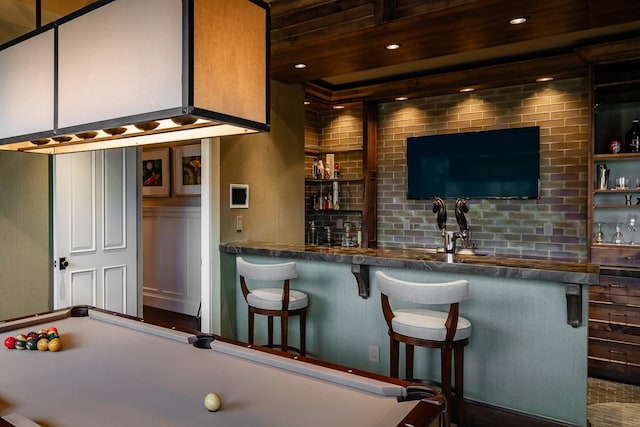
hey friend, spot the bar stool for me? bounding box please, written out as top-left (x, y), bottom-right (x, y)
top-left (376, 271), bottom-right (471, 427)
top-left (237, 257), bottom-right (308, 355)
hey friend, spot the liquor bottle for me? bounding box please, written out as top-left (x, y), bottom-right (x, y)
top-left (626, 119), bottom-right (640, 153)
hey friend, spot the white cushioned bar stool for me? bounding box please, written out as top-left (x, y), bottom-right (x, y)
top-left (376, 271), bottom-right (471, 427)
top-left (237, 257), bottom-right (308, 355)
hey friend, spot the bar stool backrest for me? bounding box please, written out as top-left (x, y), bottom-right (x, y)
top-left (376, 271), bottom-right (468, 305)
top-left (237, 257), bottom-right (297, 282)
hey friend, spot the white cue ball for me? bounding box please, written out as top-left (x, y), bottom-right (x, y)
top-left (204, 392), bottom-right (222, 412)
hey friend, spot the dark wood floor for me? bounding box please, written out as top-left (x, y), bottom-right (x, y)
top-left (142, 305), bottom-right (200, 333)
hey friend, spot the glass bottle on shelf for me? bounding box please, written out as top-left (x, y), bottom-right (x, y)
top-left (594, 222), bottom-right (605, 244)
top-left (626, 119), bottom-right (640, 153)
top-left (612, 223), bottom-right (624, 244)
top-left (628, 214), bottom-right (637, 245)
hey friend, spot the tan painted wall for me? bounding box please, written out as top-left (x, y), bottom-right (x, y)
top-left (0, 151), bottom-right (51, 319)
top-left (219, 80), bottom-right (305, 244)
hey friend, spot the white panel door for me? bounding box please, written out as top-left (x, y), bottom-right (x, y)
top-left (53, 148), bottom-right (138, 315)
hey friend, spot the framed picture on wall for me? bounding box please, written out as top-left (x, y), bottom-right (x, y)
top-left (173, 144), bottom-right (202, 196)
top-left (142, 148), bottom-right (170, 197)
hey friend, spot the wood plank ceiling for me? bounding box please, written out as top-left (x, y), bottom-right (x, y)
top-left (266, 0), bottom-right (640, 108)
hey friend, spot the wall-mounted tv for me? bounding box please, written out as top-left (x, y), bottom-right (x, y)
top-left (407, 126), bottom-right (540, 199)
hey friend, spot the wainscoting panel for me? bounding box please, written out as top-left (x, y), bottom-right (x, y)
top-left (143, 206), bottom-right (201, 315)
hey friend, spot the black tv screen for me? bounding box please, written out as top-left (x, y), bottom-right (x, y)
top-left (407, 126), bottom-right (540, 199)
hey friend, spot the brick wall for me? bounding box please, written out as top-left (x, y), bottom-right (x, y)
top-left (307, 77), bottom-right (590, 260)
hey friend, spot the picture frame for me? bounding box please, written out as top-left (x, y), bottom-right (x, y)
top-left (142, 148), bottom-right (170, 197)
top-left (173, 144), bottom-right (202, 196)
top-left (230, 184), bottom-right (249, 208)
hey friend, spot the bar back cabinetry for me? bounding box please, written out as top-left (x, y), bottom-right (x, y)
top-left (588, 59), bottom-right (640, 385)
top-left (304, 146), bottom-right (365, 247)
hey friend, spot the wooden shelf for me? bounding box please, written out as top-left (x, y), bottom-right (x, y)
top-left (305, 178), bottom-right (363, 184)
top-left (304, 145), bottom-right (363, 155)
top-left (593, 153), bottom-right (640, 161)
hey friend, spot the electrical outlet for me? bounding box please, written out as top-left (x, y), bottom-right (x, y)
top-left (368, 345), bottom-right (380, 363)
top-left (236, 216), bottom-right (243, 232)
top-left (402, 218), bottom-right (411, 231)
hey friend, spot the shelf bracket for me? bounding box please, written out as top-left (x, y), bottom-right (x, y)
top-left (351, 264), bottom-right (370, 299)
top-left (565, 283), bottom-right (582, 328)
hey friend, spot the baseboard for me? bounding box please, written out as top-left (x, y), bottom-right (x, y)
top-left (463, 399), bottom-right (581, 427)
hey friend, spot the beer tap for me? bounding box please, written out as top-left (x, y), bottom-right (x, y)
top-left (432, 197), bottom-right (447, 252)
top-left (455, 198), bottom-right (475, 255)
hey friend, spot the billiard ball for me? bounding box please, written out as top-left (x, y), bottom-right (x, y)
top-left (203, 392), bottom-right (221, 412)
top-left (14, 335), bottom-right (27, 350)
top-left (26, 338), bottom-right (39, 351)
top-left (47, 327), bottom-right (58, 335)
top-left (4, 336), bottom-right (16, 349)
top-left (48, 338), bottom-right (62, 352)
top-left (37, 338), bottom-right (50, 351)
top-left (47, 332), bottom-right (59, 341)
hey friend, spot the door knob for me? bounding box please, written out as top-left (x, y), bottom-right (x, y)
top-left (59, 257), bottom-right (69, 270)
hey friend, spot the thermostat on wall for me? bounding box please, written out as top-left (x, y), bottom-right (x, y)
top-left (230, 184), bottom-right (249, 208)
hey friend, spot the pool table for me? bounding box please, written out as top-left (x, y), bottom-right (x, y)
top-left (0, 306), bottom-right (443, 427)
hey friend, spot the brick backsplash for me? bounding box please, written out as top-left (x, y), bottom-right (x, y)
top-left (306, 78), bottom-right (590, 261)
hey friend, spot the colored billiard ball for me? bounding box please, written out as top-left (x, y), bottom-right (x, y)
top-left (4, 336), bottom-right (16, 349)
top-left (14, 335), bottom-right (27, 350)
top-left (47, 327), bottom-right (58, 335)
top-left (47, 338), bottom-right (62, 352)
top-left (26, 338), bottom-right (39, 351)
top-left (37, 338), bottom-right (50, 351)
top-left (47, 332), bottom-right (59, 341)
top-left (204, 392), bottom-right (221, 412)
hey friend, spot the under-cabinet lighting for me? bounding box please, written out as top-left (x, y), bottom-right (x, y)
top-left (509, 17), bottom-right (528, 25)
top-left (294, 63), bottom-right (307, 69)
top-left (386, 43), bottom-right (401, 50)
top-left (395, 97), bottom-right (409, 101)
top-left (0, 118), bottom-right (259, 154)
top-left (536, 77), bottom-right (554, 82)
top-left (459, 87), bottom-right (475, 93)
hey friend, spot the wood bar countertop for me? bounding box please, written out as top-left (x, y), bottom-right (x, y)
top-left (220, 242), bottom-right (600, 285)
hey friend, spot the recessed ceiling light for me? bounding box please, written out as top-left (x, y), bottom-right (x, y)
top-left (536, 77), bottom-right (554, 82)
top-left (386, 43), bottom-right (401, 50)
top-left (459, 87), bottom-right (475, 93)
top-left (333, 105), bottom-right (345, 109)
top-left (304, 101), bottom-right (310, 105)
top-left (509, 17), bottom-right (528, 25)
top-left (294, 63), bottom-right (307, 69)
top-left (395, 96), bottom-right (408, 101)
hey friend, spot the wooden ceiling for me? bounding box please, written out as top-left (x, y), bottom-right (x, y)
top-left (2, 0), bottom-right (639, 109)
top-left (266, 0), bottom-right (640, 107)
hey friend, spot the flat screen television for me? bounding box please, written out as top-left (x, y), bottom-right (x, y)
top-left (406, 126), bottom-right (540, 199)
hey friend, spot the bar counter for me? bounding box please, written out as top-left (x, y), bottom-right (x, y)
top-left (219, 241), bottom-right (596, 426)
top-left (220, 241), bottom-right (599, 288)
